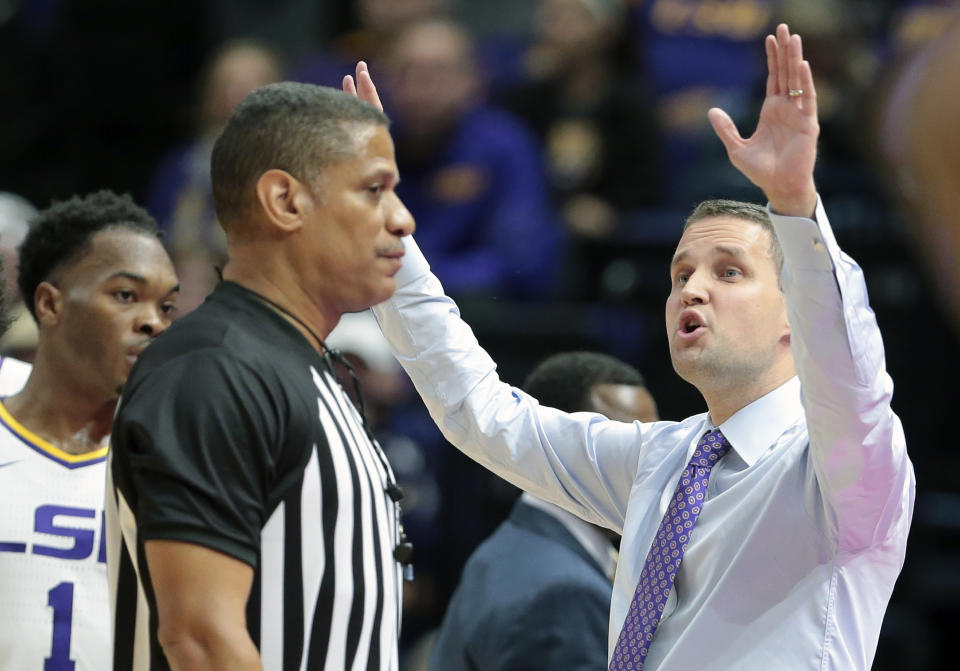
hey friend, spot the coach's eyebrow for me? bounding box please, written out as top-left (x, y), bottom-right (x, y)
top-left (713, 245), bottom-right (747, 259)
top-left (670, 245), bottom-right (747, 268)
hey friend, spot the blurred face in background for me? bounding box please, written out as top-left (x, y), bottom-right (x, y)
top-left (386, 19), bottom-right (480, 138)
top-left (589, 383), bottom-right (659, 423)
top-left (534, 0), bottom-right (621, 61)
top-left (358, 0), bottom-right (441, 32)
top-left (0, 193), bottom-right (34, 300)
top-left (202, 43), bottom-right (282, 132)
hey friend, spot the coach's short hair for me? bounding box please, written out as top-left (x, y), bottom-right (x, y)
top-left (684, 199), bottom-right (784, 279)
top-left (210, 82), bottom-right (390, 225)
top-left (17, 190), bottom-right (159, 320)
top-left (522, 351), bottom-right (646, 414)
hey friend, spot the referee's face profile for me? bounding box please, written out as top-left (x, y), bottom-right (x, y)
top-left (43, 228), bottom-right (180, 396)
top-left (297, 122), bottom-right (415, 313)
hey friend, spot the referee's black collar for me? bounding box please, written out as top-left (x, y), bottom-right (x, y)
top-left (213, 281), bottom-right (330, 366)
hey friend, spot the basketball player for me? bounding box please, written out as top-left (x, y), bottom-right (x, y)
top-left (0, 190), bottom-right (178, 670)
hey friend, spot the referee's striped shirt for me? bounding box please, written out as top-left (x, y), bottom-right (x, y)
top-left (106, 281), bottom-right (405, 670)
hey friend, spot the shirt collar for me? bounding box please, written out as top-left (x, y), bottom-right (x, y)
top-left (713, 377), bottom-right (804, 467)
top-left (520, 492), bottom-right (616, 578)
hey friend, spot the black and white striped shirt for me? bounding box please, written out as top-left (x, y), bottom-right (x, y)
top-left (106, 281), bottom-right (404, 670)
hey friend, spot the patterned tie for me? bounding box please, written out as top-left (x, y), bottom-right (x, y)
top-left (608, 430), bottom-right (731, 670)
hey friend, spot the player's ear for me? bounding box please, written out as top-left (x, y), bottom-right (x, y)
top-left (33, 281), bottom-right (64, 327)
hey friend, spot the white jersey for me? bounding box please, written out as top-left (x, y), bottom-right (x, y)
top-left (0, 401), bottom-right (110, 671)
top-left (0, 355), bottom-right (32, 396)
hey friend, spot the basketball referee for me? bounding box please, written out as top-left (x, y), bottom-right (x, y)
top-left (106, 64), bottom-right (415, 670)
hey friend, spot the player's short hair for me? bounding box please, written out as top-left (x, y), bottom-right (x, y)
top-left (210, 82), bottom-right (390, 225)
top-left (522, 351), bottom-right (646, 414)
top-left (684, 199), bottom-right (784, 279)
top-left (17, 190), bottom-right (159, 320)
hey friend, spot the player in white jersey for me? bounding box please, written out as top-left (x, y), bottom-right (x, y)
top-left (0, 355), bottom-right (32, 395)
top-left (0, 190), bottom-right (178, 670)
top-left (0, 411), bottom-right (110, 670)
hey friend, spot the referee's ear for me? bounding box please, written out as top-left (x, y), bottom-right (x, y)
top-left (33, 281), bottom-right (64, 327)
top-left (255, 168), bottom-right (307, 235)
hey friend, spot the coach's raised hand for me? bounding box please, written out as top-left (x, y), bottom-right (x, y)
top-left (343, 61), bottom-right (384, 112)
top-left (708, 23), bottom-right (819, 218)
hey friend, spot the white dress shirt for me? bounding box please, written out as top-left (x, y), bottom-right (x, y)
top-left (372, 198), bottom-right (915, 670)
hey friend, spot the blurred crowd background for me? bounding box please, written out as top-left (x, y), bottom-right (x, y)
top-left (1, 0), bottom-right (958, 668)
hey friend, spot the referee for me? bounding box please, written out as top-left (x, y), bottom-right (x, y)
top-left (106, 65), bottom-right (415, 670)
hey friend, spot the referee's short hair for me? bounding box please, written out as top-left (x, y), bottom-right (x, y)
top-left (211, 82), bottom-right (390, 228)
top-left (522, 351), bottom-right (646, 414)
top-left (17, 190), bottom-right (159, 320)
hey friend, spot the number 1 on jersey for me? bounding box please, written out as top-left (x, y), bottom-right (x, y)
top-left (46, 582), bottom-right (76, 671)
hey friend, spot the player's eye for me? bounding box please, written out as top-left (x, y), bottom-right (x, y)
top-left (114, 289), bottom-right (136, 303)
top-left (160, 302), bottom-right (178, 316)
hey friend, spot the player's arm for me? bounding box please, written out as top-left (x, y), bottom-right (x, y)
top-left (710, 24), bottom-right (913, 548)
top-left (146, 540), bottom-right (261, 671)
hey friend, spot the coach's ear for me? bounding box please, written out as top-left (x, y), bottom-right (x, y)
top-left (33, 281), bottom-right (64, 326)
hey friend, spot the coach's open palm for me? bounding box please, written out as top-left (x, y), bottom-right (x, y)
top-left (708, 23), bottom-right (820, 217)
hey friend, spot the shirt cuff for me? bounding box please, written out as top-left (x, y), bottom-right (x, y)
top-left (394, 235), bottom-right (431, 289)
top-left (767, 195), bottom-right (838, 273)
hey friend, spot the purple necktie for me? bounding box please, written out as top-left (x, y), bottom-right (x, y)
top-left (609, 430), bottom-right (731, 670)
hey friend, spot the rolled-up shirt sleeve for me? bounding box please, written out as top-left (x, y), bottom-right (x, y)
top-left (770, 197), bottom-right (914, 552)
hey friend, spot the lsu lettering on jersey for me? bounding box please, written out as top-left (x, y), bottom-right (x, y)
top-left (0, 401), bottom-right (110, 671)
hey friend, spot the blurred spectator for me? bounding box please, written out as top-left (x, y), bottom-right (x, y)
top-left (882, 6), bottom-right (960, 331)
top-left (148, 40), bottom-right (281, 314)
top-left (0, 192), bottom-right (38, 360)
top-left (779, 0), bottom-right (879, 168)
top-left (885, 0), bottom-right (957, 58)
top-left (383, 17), bottom-right (562, 299)
top-left (450, 0), bottom-right (537, 41)
top-left (629, 0), bottom-right (779, 203)
top-left (496, 0), bottom-right (663, 239)
top-left (751, 0), bottom-right (891, 220)
top-left (290, 0), bottom-right (444, 87)
top-left (206, 0), bottom-right (329, 60)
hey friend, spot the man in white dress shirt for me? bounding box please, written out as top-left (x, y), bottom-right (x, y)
top-left (351, 23), bottom-right (914, 670)
top-left (429, 351), bottom-right (659, 671)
